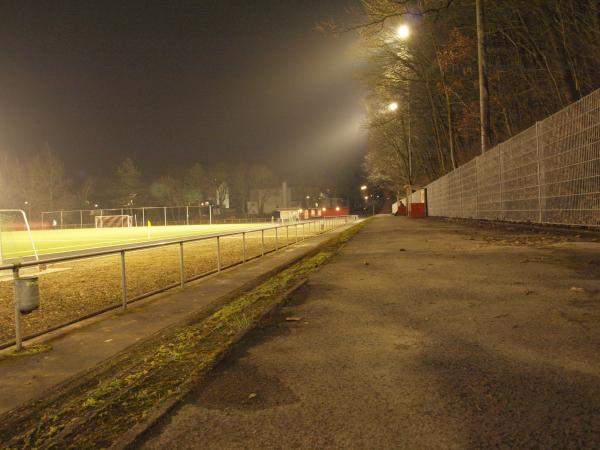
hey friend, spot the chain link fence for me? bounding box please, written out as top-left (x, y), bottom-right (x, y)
top-left (40, 206), bottom-right (276, 229)
top-left (427, 89), bottom-right (600, 227)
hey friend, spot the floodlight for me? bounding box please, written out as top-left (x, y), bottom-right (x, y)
top-left (388, 102), bottom-right (399, 112)
top-left (397, 24), bottom-right (410, 40)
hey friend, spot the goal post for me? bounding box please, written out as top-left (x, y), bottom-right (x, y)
top-left (0, 209), bottom-right (39, 264)
top-left (94, 215), bottom-right (133, 229)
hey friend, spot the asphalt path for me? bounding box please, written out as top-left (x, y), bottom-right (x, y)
top-left (141, 216), bottom-right (600, 449)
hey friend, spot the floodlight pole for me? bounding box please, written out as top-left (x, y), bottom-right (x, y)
top-left (476, 0), bottom-right (491, 153)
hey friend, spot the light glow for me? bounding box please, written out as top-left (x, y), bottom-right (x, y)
top-left (397, 24), bottom-right (410, 40)
top-left (388, 102), bottom-right (399, 112)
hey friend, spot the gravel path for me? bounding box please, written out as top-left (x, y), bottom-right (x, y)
top-left (141, 216), bottom-right (600, 449)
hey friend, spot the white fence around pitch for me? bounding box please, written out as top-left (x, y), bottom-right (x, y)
top-left (0, 216), bottom-right (358, 351)
top-left (426, 89), bottom-right (600, 227)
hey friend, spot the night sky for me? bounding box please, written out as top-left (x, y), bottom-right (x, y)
top-left (0, 0), bottom-right (366, 189)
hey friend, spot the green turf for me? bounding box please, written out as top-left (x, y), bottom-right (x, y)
top-left (0, 224), bottom-right (275, 261)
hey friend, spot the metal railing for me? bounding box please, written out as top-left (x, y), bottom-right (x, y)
top-left (426, 88), bottom-right (600, 227)
top-left (0, 216), bottom-right (357, 351)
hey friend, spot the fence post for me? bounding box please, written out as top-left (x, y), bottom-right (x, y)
top-left (261, 229), bottom-right (265, 256)
top-left (186, 206), bottom-right (189, 225)
top-left (475, 159), bottom-right (480, 218)
top-left (179, 242), bottom-right (185, 287)
top-left (498, 146), bottom-right (503, 220)
top-left (164, 207), bottom-right (167, 226)
top-left (142, 208), bottom-right (145, 227)
top-left (120, 251), bottom-right (127, 311)
top-left (216, 236), bottom-right (221, 272)
top-left (275, 228), bottom-right (278, 250)
top-left (535, 121), bottom-right (543, 223)
top-left (295, 224), bottom-right (298, 243)
top-left (80, 210), bottom-right (83, 228)
top-left (460, 168), bottom-right (464, 217)
top-left (242, 232), bottom-right (246, 263)
top-left (13, 267), bottom-right (22, 351)
top-left (286, 225), bottom-right (289, 246)
top-left (60, 211), bottom-right (64, 229)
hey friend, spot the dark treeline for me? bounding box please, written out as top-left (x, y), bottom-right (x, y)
top-left (357, 0), bottom-right (600, 197)
top-left (0, 148), bottom-right (286, 217)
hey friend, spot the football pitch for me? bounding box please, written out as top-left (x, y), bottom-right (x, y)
top-left (0, 223), bottom-right (275, 261)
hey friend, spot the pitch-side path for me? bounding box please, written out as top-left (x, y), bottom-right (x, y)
top-left (141, 216), bottom-right (600, 449)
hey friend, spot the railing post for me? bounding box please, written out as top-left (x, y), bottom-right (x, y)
top-left (286, 225), bottom-right (289, 246)
top-left (179, 242), bottom-right (185, 287)
top-left (216, 236), bottom-right (221, 272)
top-left (535, 121), bottom-right (543, 223)
top-left (261, 229), bottom-right (265, 256)
top-left (120, 251), bottom-right (127, 311)
top-left (460, 167), bottom-right (464, 217)
top-left (295, 224), bottom-right (298, 243)
top-left (13, 267), bottom-right (22, 352)
top-left (302, 223), bottom-right (305, 240)
top-left (275, 227), bottom-right (279, 250)
top-left (242, 232), bottom-right (246, 263)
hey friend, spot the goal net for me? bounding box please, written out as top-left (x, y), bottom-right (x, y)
top-left (0, 209), bottom-right (39, 264)
top-left (95, 215), bottom-right (133, 228)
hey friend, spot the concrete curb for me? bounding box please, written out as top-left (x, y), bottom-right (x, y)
top-left (110, 278), bottom-right (309, 450)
